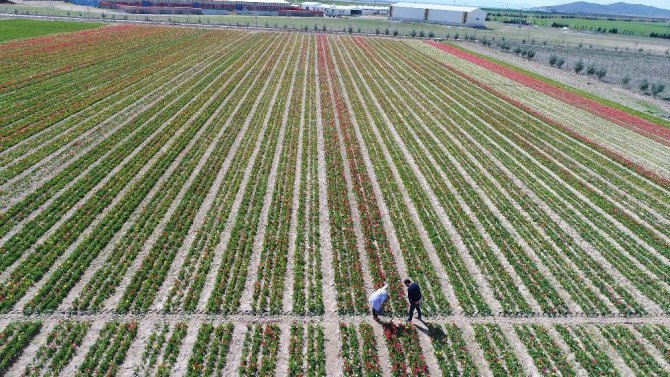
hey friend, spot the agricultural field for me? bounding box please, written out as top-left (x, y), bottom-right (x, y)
top-left (0, 19), bottom-right (102, 43)
top-left (0, 24), bottom-right (669, 375)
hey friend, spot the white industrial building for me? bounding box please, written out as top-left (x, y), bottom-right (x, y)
top-left (300, 1), bottom-right (388, 16)
top-left (389, 2), bottom-right (486, 26)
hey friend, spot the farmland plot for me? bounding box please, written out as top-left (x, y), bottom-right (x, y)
top-left (1, 25), bottom-right (669, 375)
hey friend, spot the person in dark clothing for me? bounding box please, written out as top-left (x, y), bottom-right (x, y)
top-left (404, 279), bottom-right (422, 322)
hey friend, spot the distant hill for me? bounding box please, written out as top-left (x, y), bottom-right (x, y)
top-left (533, 1), bottom-right (670, 18)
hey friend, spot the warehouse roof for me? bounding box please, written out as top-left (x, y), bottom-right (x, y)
top-left (391, 2), bottom-right (480, 12)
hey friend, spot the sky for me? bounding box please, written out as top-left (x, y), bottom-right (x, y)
top-left (425, 0), bottom-right (670, 10)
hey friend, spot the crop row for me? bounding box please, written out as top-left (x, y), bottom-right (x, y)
top-left (115, 34), bottom-right (293, 314)
top-left (320, 36), bottom-right (407, 314)
top-left (360, 36), bottom-right (669, 314)
top-left (291, 35), bottom-right (324, 316)
top-left (333, 37), bottom-right (490, 315)
top-left (0, 321), bottom-right (41, 374)
top-left (426, 323), bottom-right (477, 376)
top-left (339, 323), bottom-right (382, 376)
top-left (160, 34), bottom-right (285, 312)
top-left (135, 322), bottom-right (188, 377)
top-left (473, 323), bottom-right (523, 376)
top-left (334, 36), bottom-right (466, 316)
top-left (635, 324), bottom-right (670, 364)
top-left (514, 324), bottom-right (575, 376)
top-left (371, 40), bottom-right (586, 314)
top-left (600, 324), bottom-right (667, 375)
top-left (368, 38), bottom-right (580, 314)
top-left (316, 35), bottom-right (376, 315)
top-left (238, 324), bottom-right (280, 376)
top-left (0, 27), bottom-right (177, 150)
top-left (0, 30), bottom-right (246, 261)
top-left (8, 32), bottom-right (262, 314)
top-left (23, 321), bottom-right (91, 377)
top-left (76, 321), bottom-right (137, 376)
top-left (0, 25), bottom-right (158, 94)
top-left (0, 30), bottom-right (231, 188)
top-left (287, 324), bottom-right (326, 376)
top-left (205, 34), bottom-right (299, 314)
top-left (420, 40), bottom-right (670, 220)
top-left (341, 36), bottom-right (528, 314)
top-left (555, 324), bottom-right (618, 375)
top-left (76, 32), bottom-right (273, 313)
top-left (398, 40), bottom-right (670, 312)
top-left (252, 35), bottom-right (308, 314)
top-left (186, 323), bottom-right (234, 376)
top-left (381, 322), bottom-right (428, 376)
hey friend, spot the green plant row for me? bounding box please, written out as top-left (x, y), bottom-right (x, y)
top-left (426, 323), bottom-right (478, 376)
top-left (600, 324), bottom-right (667, 375)
top-left (77, 321), bottom-right (137, 377)
top-left (72, 32), bottom-right (261, 312)
top-left (339, 322), bottom-right (382, 377)
top-left (186, 323), bottom-right (234, 377)
top-left (317, 35), bottom-right (373, 316)
top-left (514, 324), bottom-right (575, 376)
top-left (292, 35), bottom-right (324, 316)
top-left (287, 323), bottom-right (325, 376)
top-left (206, 34), bottom-right (299, 314)
top-left (0, 321), bottom-right (41, 374)
top-left (0, 29), bottom-right (217, 184)
top-left (8, 32), bottom-right (252, 314)
top-left (473, 323), bottom-right (523, 376)
top-left (238, 324), bottom-right (280, 377)
top-left (252, 35), bottom-right (308, 314)
top-left (162, 33), bottom-right (285, 313)
top-left (24, 321), bottom-right (91, 377)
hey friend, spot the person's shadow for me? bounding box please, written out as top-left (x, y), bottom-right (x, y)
top-left (412, 318), bottom-right (433, 338)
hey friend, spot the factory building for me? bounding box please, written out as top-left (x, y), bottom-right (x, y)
top-left (389, 2), bottom-right (486, 26)
top-left (300, 2), bottom-right (388, 17)
top-left (78, 0), bottom-right (321, 16)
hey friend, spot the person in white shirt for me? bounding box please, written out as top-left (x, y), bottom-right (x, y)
top-left (368, 284), bottom-right (389, 321)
